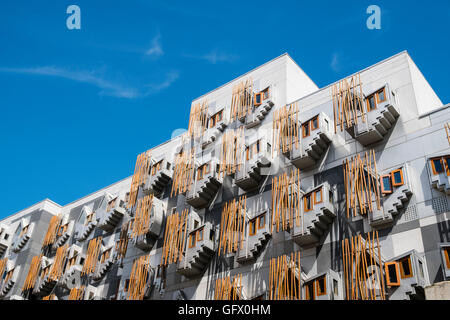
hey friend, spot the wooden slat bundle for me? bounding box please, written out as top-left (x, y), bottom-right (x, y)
top-left (230, 78), bottom-right (253, 121)
top-left (445, 122), bottom-right (450, 146)
top-left (0, 258), bottom-right (7, 279)
top-left (219, 128), bottom-right (244, 177)
top-left (68, 286), bottom-right (85, 300)
top-left (188, 101), bottom-right (209, 139)
top-left (131, 195), bottom-right (154, 239)
top-left (271, 169), bottom-right (301, 233)
top-left (214, 274), bottom-right (243, 300)
top-left (341, 231), bottom-right (385, 300)
top-left (22, 254), bottom-right (42, 291)
top-left (48, 244), bottom-right (68, 281)
top-left (160, 210), bottom-right (189, 266)
top-left (342, 150), bottom-right (381, 218)
top-left (42, 214), bottom-right (62, 248)
top-left (171, 148), bottom-right (196, 197)
top-left (42, 294), bottom-right (56, 300)
top-left (272, 102), bottom-right (300, 154)
top-left (268, 251), bottom-right (302, 300)
top-left (81, 237), bottom-right (102, 276)
top-left (128, 150), bottom-right (152, 208)
top-left (115, 221), bottom-right (130, 260)
top-left (218, 196), bottom-right (246, 256)
top-left (127, 254), bottom-right (150, 300)
top-left (332, 73), bottom-right (365, 133)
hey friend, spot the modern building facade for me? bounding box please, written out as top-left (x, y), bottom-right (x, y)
top-left (1, 51), bottom-right (449, 300)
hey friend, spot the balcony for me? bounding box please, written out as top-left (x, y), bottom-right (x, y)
top-left (54, 221), bottom-right (73, 249)
top-left (33, 258), bottom-right (56, 297)
top-left (289, 113), bottom-right (334, 170)
top-left (144, 158), bottom-right (173, 197)
top-left (202, 109), bottom-right (229, 148)
top-left (11, 221), bottom-right (33, 253)
top-left (370, 165), bottom-right (413, 228)
top-left (236, 211), bottom-right (271, 264)
top-left (60, 245), bottom-right (83, 289)
top-left (75, 206), bottom-right (96, 242)
top-left (245, 86), bottom-right (275, 128)
top-left (0, 264), bottom-right (19, 298)
top-left (385, 250), bottom-right (428, 300)
top-left (92, 248), bottom-right (115, 281)
top-left (235, 140), bottom-right (271, 191)
top-left (428, 156), bottom-right (450, 195)
top-left (177, 222), bottom-right (215, 278)
top-left (303, 270), bottom-right (343, 300)
top-left (97, 194), bottom-right (126, 232)
top-left (348, 86), bottom-right (400, 146)
top-left (186, 160), bottom-right (222, 209)
top-left (130, 197), bottom-right (165, 251)
top-left (292, 182), bottom-right (336, 247)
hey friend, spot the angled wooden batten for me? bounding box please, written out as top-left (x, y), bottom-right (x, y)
top-left (160, 210), bottom-right (189, 266)
top-left (218, 196), bottom-right (247, 256)
top-left (268, 251), bottom-right (302, 300)
top-left (128, 150), bottom-right (152, 208)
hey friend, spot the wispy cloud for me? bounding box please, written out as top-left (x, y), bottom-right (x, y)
top-left (146, 32), bottom-right (163, 57)
top-left (183, 49), bottom-right (238, 64)
top-left (0, 66), bottom-right (179, 98)
top-left (330, 53), bottom-right (341, 72)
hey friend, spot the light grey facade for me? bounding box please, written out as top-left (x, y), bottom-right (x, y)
top-left (0, 51), bottom-right (449, 300)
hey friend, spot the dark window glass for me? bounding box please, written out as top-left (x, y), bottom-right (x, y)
top-left (382, 176), bottom-right (392, 192)
top-left (393, 170), bottom-right (402, 184)
top-left (368, 95), bottom-right (376, 110)
top-left (378, 89), bottom-right (386, 102)
top-left (433, 159), bottom-right (444, 173)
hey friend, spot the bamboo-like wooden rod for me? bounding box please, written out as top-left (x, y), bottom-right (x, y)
top-left (218, 196), bottom-right (246, 256)
top-left (22, 254), bottom-right (42, 291)
top-left (268, 251), bottom-right (301, 300)
top-left (68, 286), bottom-right (85, 300)
top-left (230, 78), bottom-right (253, 122)
top-left (81, 237), bottom-right (102, 276)
top-left (171, 148), bottom-right (195, 196)
top-left (219, 128), bottom-right (244, 177)
top-left (273, 102), bottom-right (300, 154)
top-left (214, 273), bottom-right (243, 300)
top-left (127, 254), bottom-right (150, 300)
top-left (115, 222), bottom-right (130, 260)
top-left (42, 214), bottom-right (62, 248)
top-left (160, 210), bottom-right (189, 266)
top-left (188, 100), bottom-right (209, 139)
top-left (48, 244), bottom-right (68, 281)
top-left (128, 150), bottom-right (152, 208)
top-left (131, 195), bottom-right (154, 239)
top-left (0, 258), bottom-right (7, 280)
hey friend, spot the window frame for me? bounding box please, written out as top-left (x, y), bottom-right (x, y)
top-left (196, 228), bottom-right (204, 242)
top-left (314, 188), bottom-right (323, 205)
top-left (302, 122), bottom-right (310, 138)
top-left (385, 262), bottom-right (400, 287)
top-left (316, 276), bottom-right (327, 296)
top-left (399, 256), bottom-right (413, 279)
top-left (257, 214), bottom-right (265, 230)
top-left (391, 169), bottom-right (404, 187)
top-left (305, 281), bottom-right (315, 300)
top-left (311, 116), bottom-right (319, 131)
top-left (366, 94), bottom-right (377, 112)
top-left (304, 194), bottom-right (313, 212)
top-left (445, 157), bottom-right (450, 176)
top-left (376, 87), bottom-right (387, 104)
top-left (249, 219), bottom-right (257, 236)
top-left (443, 247), bottom-right (450, 269)
top-left (188, 232), bottom-right (196, 249)
top-left (254, 93), bottom-right (262, 107)
top-left (430, 157), bottom-right (445, 175)
top-left (380, 174), bottom-right (393, 194)
top-left (262, 87), bottom-right (270, 100)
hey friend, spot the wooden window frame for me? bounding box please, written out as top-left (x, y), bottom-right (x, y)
top-left (399, 256), bottom-right (413, 279)
top-left (203, 162), bottom-right (210, 175)
top-left (443, 247), bottom-right (450, 269)
top-left (376, 87), bottom-right (387, 104)
top-left (366, 94), bottom-right (377, 112)
top-left (314, 188), bottom-right (323, 205)
top-left (196, 228), bottom-right (204, 242)
top-left (257, 214), bottom-right (265, 230)
top-left (316, 276), bottom-right (327, 296)
top-left (385, 262), bottom-right (400, 287)
top-left (311, 116), bottom-right (319, 131)
top-left (254, 93), bottom-right (262, 107)
top-left (188, 233), bottom-right (196, 249)
top-left (302, 122), bottom-right (310, 138)
top-left (380, 175), bottom-right (393, 194)
top-left (304, 194), bottom-right (313, 212)
top-left (391, 169), bottom-right (404, 187)
top-left (430, 158), bottom-right (444, 175)
top-left (262, 88), bottom-right (269, 100)
top-left (246, 146), bottom-right (250, 161)
top-left (305, 281), bottom-right (315, 300)
top-left (249, 219), bottom-right (257, 236)
top-left (445, 157), bottom-right (450, 176)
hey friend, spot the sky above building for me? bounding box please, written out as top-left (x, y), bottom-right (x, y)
top-left (0, 0), bottom-right (449, 218)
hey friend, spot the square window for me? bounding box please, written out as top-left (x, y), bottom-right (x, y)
top-left (381, 175), bottom-right (393, 194)
top-left (431, 158), bottom-right (444, 175)
top-left (391, 169), bottom-right (404, 187)
top-left (399, 256), bottom-right (413, 279)
top-left (314, 189), bottom-right (322, 204)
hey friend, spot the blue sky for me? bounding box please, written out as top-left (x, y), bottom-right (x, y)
top-left (0, 0), bottom-right (449, 218)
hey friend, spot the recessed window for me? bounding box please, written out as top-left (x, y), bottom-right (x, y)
top-left (385, 262), bottom-right (400, 286)
top-left (257, 214), bottom-right (265, 230)
top-left (399, 256), bottom-right (413, 279)
top-left (124, 279), bottom-right (130, 292)
top-left (4, 233), bottom-right (9, 240)
top-left (305, 282), bottom-right (315, 300)
top-left (329, 190), bottom-right (334, 203)
top-left (254, 93), bottom-right (262, 106)
top-left (381, 175), bottom-right (393, 194)
top-left (430, 158), bottom-right (444, 175)
top-left (304, 194), bottom-right (312, 212)
top-left (443, 247), bottom-right (450, 269)
top-left (262, 88), bottom-right (269, 100)
top-left (311, 116), bottom-right (319, 130)
top-left (333, 279), bottom-right (338, 296)
top-left (314, 188), bottom-right (322, 204)
top-left (188, 233), bottom-right (196, 248)
top-left (316, 276), bottom-right (326, 296)
top-left (367, 95), bottom-right (377, 111)
top-left (391, 169), bottom-right (404, 187)
top-left (196, 228), bottom-right (204, 242)
top-left (376, 88), bottom-right (386, 103)
top-left (249, 219), bottom-right (256, 236)
top-left (302, 122), bottom-right (310, 138)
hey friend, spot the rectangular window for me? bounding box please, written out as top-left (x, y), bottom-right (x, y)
top-left (302, 122), bottom-right (310, 138)
top-left (196, 228), bottom-right (204, 242)
top-left (305, 282), bottom-right (315, 300)
top-left (445, 157), bottom-right (450, 176)
top-left (399, 256), bottom-right (413, 279)
top-left (367, 95), bottom-right (376, 112)
top-left (304, 194), bottom-right (312, 212)
top-left (314, 188), bottom-right (322, 204)
top-left (385, 262), bottom-right (400, 286)
top-left (431, 158), bottom-right (444, 175)
top-left (444, 247), bottom-right (450, 269)
top-left (257, 214), bottom-right (265, 230)
top-left (124, 279), bottom-right (130, 292)
top-left (329, 190), bottom-right (334, 203)
top-left (381, 175), bottom-right (393, 194)
top-left (391, 169), bottom-right (404, 187)
top-left (311, 116), bottom-right (319, 130)
top-left (188, 233), bottom-right (196, 248)
top-left (249, 219), bottom-right (256, 236)
top-left (377, 88), bottom-right (386, 103)
top-left (333, 279), bottom-right (338, 296)
top-left (204, 162), bottom-right (210, 175)
top-left (316, 276), bottom-right (326, 296)
top-left (254, 93), bottom-right (262, 106)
